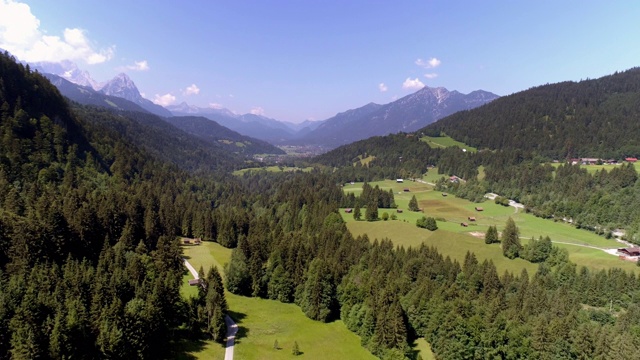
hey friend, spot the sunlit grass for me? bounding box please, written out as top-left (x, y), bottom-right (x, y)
top-left (179, 241), bottom-right (375, 359)
top-left (342, 181), bottom-right (637, 273)
top-left (232, 166), bottom-right (314, 176)
top-left (420, 135), bottom-right (477, 152)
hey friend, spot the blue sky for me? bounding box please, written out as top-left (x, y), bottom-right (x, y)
top-left (1, 1), bottom-right (639, 123)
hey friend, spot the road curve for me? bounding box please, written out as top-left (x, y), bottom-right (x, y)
top-left (182, 258), bottom-right (238, 360)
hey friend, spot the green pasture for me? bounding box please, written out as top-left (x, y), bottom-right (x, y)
top-left (353, 154), bottom-right (376, 166)
top-left (420, 135), bottom-right (477, 153)
top-left (179, 242), bottom-right (378, 360)
top-left (422, 167), bottom-right (447, 184)
top-left (554, 243), bottom-right (638, 273)
top-left (345, 220), bottom-right (538, 275)
top-left (233, 166), bottom-right (314, 176)
top-left (227, 294), bottom-right (375, 360)
top-left (342, 181), bottom-right (637, 274)
top-left (548, 161), bottom-right (640, 175)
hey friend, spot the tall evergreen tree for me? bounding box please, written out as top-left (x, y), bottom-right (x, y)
top-left (501, 218), bottom-right (522, 259)
top-left (485, 225), bottom-right (499, 244)
top-left (408, 195), bottom-right (419, 212)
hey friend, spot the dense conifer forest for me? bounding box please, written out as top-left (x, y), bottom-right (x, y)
top-left (2, 51), bottom-right (640, 359)
top-left (423, 68), bottom-right (640, 159)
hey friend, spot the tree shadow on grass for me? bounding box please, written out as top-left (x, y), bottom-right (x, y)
top-left (169, 329), bottom-right (218, 360)
top-left (227, 310), bottom-right (248, 344)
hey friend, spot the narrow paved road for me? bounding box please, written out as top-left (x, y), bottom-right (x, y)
top-left (184, 258), bottom-right (199, 278)
top-left (183, 258), bottom-right (238, 360)
top-left (224, 315), bottom-right (238, 360)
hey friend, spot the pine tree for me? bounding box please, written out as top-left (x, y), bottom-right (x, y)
top-left (353, 203), bottom-right (362, 221)
top-left (408, 195), bottom-right (419, 211)
top-left (485, 225), bottom-right (499, 244)
top-left (501, 218), bottom-right (522, 259)
top-left (365, 200), bottom-right (378, 221)
top-left (273, 339), bottom-right (279, 350)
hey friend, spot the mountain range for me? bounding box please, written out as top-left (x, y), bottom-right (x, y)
top-left (39, 71), bottom-right (284, 156)
top-left (295, 87), bottom-right (498, 148)
top-left (33, 59), bottom-right (499, 150)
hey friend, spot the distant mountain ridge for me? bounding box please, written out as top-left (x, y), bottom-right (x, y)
top-left (99, 73), bottom-right (172, 117)
top-left (167, 103), bottom-right (323, 143)
top-left (31, 59), bottom-right (499, 149)
top-left (297, 86), bottom-right (499, 148)
top-left (32, 61), bottom-right (171, 117)
top-left (40, 73), bottom-right (284, 155)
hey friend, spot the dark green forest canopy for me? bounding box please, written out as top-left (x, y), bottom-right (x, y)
top-left (423, 67), bottom-right (640, 159)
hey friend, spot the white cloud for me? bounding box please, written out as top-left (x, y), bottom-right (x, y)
top-left (0, 0), bottom-right (114, 64)
top-left (402, 77), bottom-right (424, 90)
top-left (123, 60), bottom-right (149, 71)
top-left (378, 83), bottom-right (388, 92)
top-left (183, 83), bottom-right (200, 96)
top-left (250, 107), bottom-right (265, 116)
top-left (415, 57), bottom-right (441, 69)
top-left (153, 93), bottom-right (176, 106)
top-left (424, 73), bottom-right (438, 79)
top-left (209, 103), bottom-right (224, 109)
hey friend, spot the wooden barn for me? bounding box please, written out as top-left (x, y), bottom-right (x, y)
top-left (345, 208), bottom-right (353, 213)
top-left (618, 247), bottom-right (640, 257)
top-left (475, 207), bottom-right (484, 212)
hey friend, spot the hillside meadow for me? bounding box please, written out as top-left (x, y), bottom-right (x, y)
top-left (342, 180), bottom-right (639, 274)
top-left (178, 242), bottom-right (388, 360)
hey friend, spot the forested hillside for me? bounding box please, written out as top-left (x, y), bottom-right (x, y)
top-left (424, 68), bottom-right (640, 159)
top-left (0, 51), bottom-right (241, 358)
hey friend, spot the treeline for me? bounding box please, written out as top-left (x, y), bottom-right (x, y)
top-left (424, 67), bottom-right (640, 159)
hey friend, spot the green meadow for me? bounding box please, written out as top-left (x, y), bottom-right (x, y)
top-left (420, 135), bottom-right (477, 153)
top-left (179, 242), bottom-right (377, 360)
top-left (233, 166), bottom-right (314, 176)
top-left (342, 180), bottom-right (638, 273)
top-left (548, 161), bottom-right (640, 174)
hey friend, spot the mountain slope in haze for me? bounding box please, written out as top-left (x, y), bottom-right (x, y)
top-left (31, 59), bottom-right (100, 89)
top-left (99, 73), bottom-right (172, 117)
top-left (167, 103), bottom-right (309, 143)
top-left (43, 73), bottom-right (152, 113)
top-left (300, 87), bottom-right (499, 148)
top-left (424, 67), bottom-right (640, 158)
top-left (32, 60), bottom-right (172, 118)
top-left (38, 73), bottom-right (284, 156)
top-left (165, 115), bottom-right (286, 155)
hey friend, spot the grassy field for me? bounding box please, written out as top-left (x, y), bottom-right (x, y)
top-left (422, 167), bottom-right (447, 184)
top-left (179, 242), bottom-right (378, 360)
top-left (342, 180), bottom-right (639, 273)
top-left (420, 135), bottom-right (477, 153)
top-left (232, 166), bottom-right (314, 176)
top-left (549, 161), bottom-right (640, 174)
